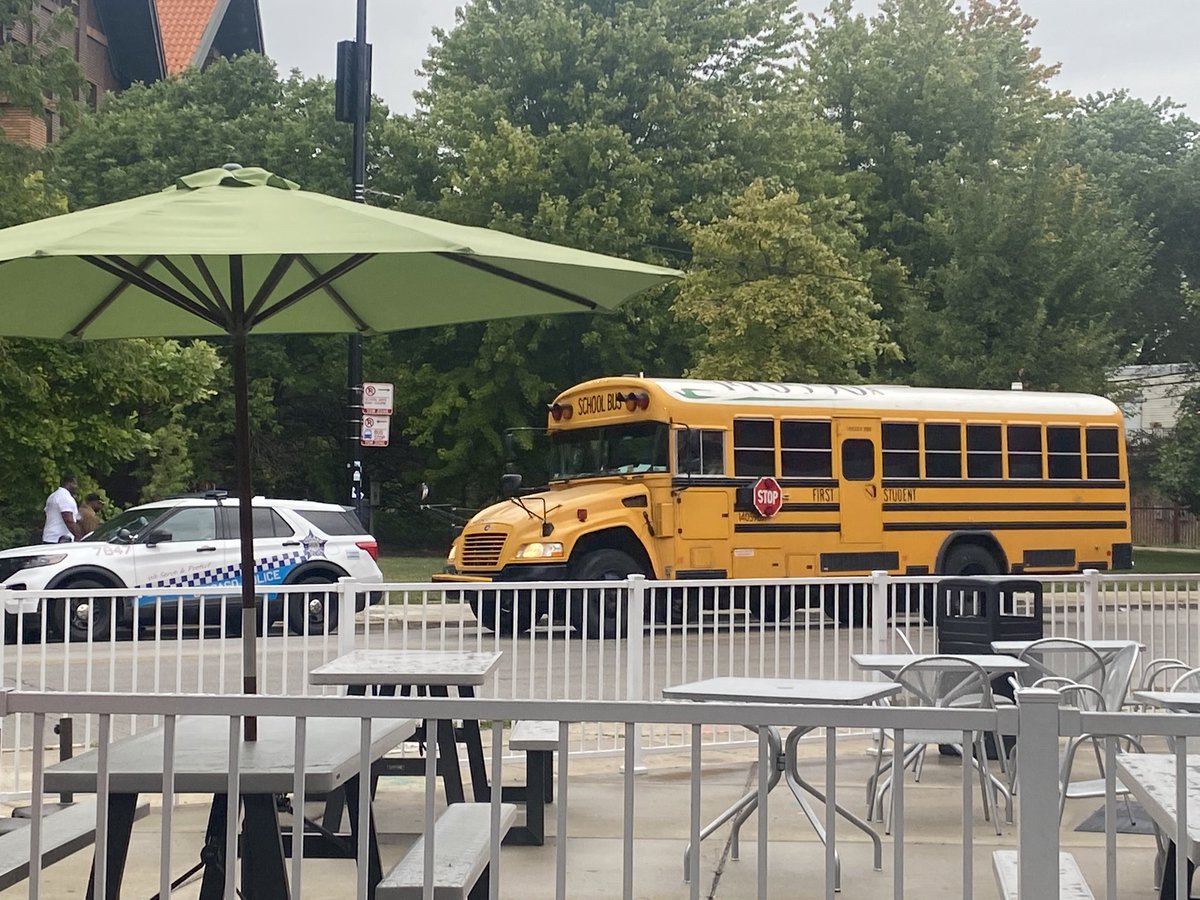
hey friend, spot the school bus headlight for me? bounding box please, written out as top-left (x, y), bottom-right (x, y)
top-left (446, 544), bottom-right (457, 563)
top-left (514, 542), bottom-right (564, 559)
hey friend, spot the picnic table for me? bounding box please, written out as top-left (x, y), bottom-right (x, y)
top-left (1115, 753), bottom-right (1200, 900)
top-left (310, 649), bottom-right (502, 805)
top-left (43, 715), bottom-right (416, 900)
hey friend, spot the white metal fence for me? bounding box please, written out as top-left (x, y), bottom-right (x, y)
top-left (3, 686), bottom-right (1194, 899)
top-left (1, 571), bottom-right (1199, 789)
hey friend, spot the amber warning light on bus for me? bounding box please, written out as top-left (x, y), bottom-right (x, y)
top-left (549, 403), bottom-right (574, 422)
top-left (615, 392), bottom-right (651, 411)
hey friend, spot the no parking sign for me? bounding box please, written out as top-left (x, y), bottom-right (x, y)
top-left (360, 414), bottom-right (390, 447)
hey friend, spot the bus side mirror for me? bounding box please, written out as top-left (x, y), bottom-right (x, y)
top-left (499, 473), bottom-right (523, 498)
top-left (678, 429), bottom-right (701, 475)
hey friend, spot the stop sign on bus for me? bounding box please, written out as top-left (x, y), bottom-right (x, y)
top-left (752, 476), bottom-right (784, 518)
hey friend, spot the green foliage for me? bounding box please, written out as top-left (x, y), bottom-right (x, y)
top-left (0, 0), bottom-right (82, 124)
top-left (674, 180), bottom-right (900, 381)
top-left (0, 338), bottom-right (219, 539)
top-left (1064, 93), bottom-right (1200, 363)
top-left (1152, 387), bottom-right (1200, 512)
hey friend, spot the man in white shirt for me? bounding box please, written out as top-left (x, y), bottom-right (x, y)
top-left (43, 473), bottom-right (82, 543)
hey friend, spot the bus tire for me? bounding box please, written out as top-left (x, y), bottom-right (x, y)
top-left (469, 592), bottom-right (533, 636)
top-left (749, 585), bottom-right (795, 622)
top-left (568, 549), bottom-right (642, 639)
top-left (923, 543), bottom-right (1003, 624)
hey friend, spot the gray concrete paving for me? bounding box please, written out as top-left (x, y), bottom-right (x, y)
top-left (0, 736), bottom-right (1164, 899)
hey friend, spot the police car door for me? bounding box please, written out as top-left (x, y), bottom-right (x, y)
top-left (218, 506), bottom-right (303, 591)
top-left (133, 506), bottom-right (226, 619)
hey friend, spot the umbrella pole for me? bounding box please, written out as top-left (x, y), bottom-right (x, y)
top-left (231, 266), bottom-right (258, 741)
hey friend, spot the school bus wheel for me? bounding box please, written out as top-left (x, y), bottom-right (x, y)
top-left (567, 549), bottom-right (645, 639)
top-left (922, 542), bottom-right (1003, 625)
top-left (468, 590), bottom-right (534, 636)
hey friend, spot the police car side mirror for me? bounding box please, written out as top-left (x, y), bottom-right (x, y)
top-left (499, 473), bottom-right (522, 498)
top-left (145, 530), bottom-right (172, 546)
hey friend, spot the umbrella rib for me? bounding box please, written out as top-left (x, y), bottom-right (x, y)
top-left (244, 254), bottom-right (298, 323)
top-left (296, 256), bottom-right (370, 332)
top-left (192, 256), bottom-right (229, 308)
top-left (69, 256), bottom-right (154, 337)
top-left (155, 256), bottom-right (232, 324)
top-left (82, 256), bottom-right (224, 328)
top-left (435, 252), bottom-right (600, 310)
top-left (252, 253), bottom-right (374, 327)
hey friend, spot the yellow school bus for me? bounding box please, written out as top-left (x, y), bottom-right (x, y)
top-left (433, 377), bottom-right (1131, 635)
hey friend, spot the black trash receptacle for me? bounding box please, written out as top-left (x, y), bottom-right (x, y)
top-left (934, 576), bottom-right (1044, 759)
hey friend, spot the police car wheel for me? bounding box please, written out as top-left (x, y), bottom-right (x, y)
top-left (52, 578), bottom-right (113, 643)
top-left (287, 576), bottom-right (339, 636)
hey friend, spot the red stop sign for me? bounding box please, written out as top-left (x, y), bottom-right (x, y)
top-left (752, 476), bottom-right (784, 518)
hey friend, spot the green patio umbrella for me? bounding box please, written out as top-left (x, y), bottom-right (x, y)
top-left (0, 165), bottom-right (680, 737)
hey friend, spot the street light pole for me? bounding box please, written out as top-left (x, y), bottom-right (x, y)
top-left (346, 0), bottom-right (369, 518)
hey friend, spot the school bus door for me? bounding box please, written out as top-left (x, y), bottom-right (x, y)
top-left (836, 418), bottom-right (883, 545)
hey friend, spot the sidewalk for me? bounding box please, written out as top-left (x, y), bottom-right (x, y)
top-left (1, 736), bottom-right (1162, 899)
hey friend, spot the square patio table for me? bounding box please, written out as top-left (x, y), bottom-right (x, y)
top-left (43, 715), bottom-right (416, 900)
top-left (1134, 691), bottom-right (1200, 714)
top-left (663, 677), bottom-right (900, 890)
top-left (852, 653), bottom-right (1029, 678)
top-left (310, 649), bottom-right (502, 805)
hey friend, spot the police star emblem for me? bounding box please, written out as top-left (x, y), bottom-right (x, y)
top-left (300, 531), bottom-right (327, 558)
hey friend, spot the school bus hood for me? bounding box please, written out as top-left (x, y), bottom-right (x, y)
top-left (468, 482), bottom-right (641, 528)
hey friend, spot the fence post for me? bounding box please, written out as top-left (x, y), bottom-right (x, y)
top-left (870, 571), bottom-right (889, 654)
top-left (337, 577), bottom-right (358, 656)
top-left (622, 574), bottom-right (647, 775)
top-left (1015, 688), bottom-right (1061, 898)
top-left (1082, 569), bottom-right (1099, 642)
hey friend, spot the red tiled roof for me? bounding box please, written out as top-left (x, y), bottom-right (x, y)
top-left (155, 0), bottom-right (221, 75)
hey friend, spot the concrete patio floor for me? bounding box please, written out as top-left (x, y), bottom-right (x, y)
top-left (0, 735), bottom-right (1166, 898)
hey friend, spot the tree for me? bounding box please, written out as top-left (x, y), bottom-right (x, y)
top-left (391, 0), bottom-right (851, 503)
top-left (0, 0), bottom-right (83, 126)
top-left (801, 0), bottom-right (1150, 388)
top-left (0, 339), bottom-right (220, 546)
top-left (1152, 387), bottom-right (1200, 513)
top-left (1064, 93), bottom-right (1200, 363)
top-left (674, 180), bottom-right (900, 381)
top-left (51, 55), bottom-right (413, 506)
top-left (902, 142), bottom-right (1149, 390)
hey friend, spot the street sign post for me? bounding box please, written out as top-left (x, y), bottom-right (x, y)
top-left (360, 414), bottom-right (390, 447)
top-left (361, 381), bottom-right (394, 415)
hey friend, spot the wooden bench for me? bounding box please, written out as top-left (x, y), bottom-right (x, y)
top-left (0, 799), bottom-right (150, 891)
top-left (501, 720), bottom-right (557, 846)
top-left (992, 850), bottom-right (1096, 899)
top-left (377, 802), bottom-right (517, 900)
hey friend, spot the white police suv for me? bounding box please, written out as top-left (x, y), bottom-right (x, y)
top-left (0, 493), bottom-right (383, 641)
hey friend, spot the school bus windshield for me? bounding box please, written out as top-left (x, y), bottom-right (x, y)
top-left (551, 421), bottom-right (670, 479)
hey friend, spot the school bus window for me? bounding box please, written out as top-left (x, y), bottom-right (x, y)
top-left (734, 418), bottom-right (775, 477)
top-left (882, 422), bottom-right (919, 478)
top-left (841, 439), bottom-right (875, 481)
top-left (967, 424), bottom-right (1002, 478)
top-left (924, 423), bottom-right (962, 479)
top-left (1007, 424), bottom-right (1043, 478)
top-left (781, 420), bottom-right (832, 478)
top-left (676, 428), bottom-right (725, 475)
top-left (1085, 427), bottom-right (1120, 479)
top-left (1047, 425), bottom-right (1082, 479)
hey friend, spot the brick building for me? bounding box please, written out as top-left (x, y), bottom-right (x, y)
top-left (1, 0), bottom-right (263, 148)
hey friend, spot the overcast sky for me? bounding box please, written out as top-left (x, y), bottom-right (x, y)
top-left (256, 1), bottom-right (1200, 117)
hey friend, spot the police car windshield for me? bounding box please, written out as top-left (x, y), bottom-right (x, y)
top-left (83, 507), bottom-right (172, 543)
top-left (551, 422), bottom-right (669, 479)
